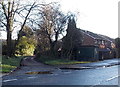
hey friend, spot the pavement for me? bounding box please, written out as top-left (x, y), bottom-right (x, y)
top-left (6, 56), bottom-right (57, 75)
top-left (56, 58), bottom-right (120, 70)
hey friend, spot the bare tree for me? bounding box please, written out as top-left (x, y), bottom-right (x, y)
top-left (0, 0), bottom-right (19, 56)
top-left (37, 2), bottom-right (68, 56)
top-left (0, 0), bottom-right (39, 57)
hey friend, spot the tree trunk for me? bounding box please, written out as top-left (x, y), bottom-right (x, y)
top-left (7, 29), bottom-right (12, 57)
top-left (6, 17), bottom-right (13, 57)
top-left (49, 40), bottom-right (54, 56)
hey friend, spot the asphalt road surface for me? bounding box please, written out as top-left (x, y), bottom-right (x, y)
top-left (1, 58), bottom-right (120, 86)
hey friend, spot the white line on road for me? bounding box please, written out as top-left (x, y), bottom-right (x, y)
top-left (3, 79), bottom-right (17, 82)
top-left (107, 76), bottom-right (119, 81)
top-left (91, 75), bottom-right (120, 87)
top-left (50, 74), bottom-right (58, 76)
top-left (28, 77), bottom-right (36, 79)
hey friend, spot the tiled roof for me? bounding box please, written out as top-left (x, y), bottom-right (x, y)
top-left (78, 28), bottom-right (114, 42)
top-left (98, 34), bottom-right (115, 42)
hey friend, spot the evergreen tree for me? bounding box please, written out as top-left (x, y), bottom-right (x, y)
top-left (62, 16), bottom-right (83, 59)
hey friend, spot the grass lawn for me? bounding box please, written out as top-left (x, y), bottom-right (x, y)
top-left (35, 56), bottom-right (90, 65)
top-left (0, 56), bottom-right (24, 73)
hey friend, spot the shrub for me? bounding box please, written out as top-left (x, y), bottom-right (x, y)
top-left (15, 36), bottom-right (36, 56)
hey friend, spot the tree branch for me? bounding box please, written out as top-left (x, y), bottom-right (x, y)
top-left (20, 2), bottom-right (36, 32)
top-left (1, 2), bottom-right (8, 20)
top-left (0, 21), bottom-right (7, 27)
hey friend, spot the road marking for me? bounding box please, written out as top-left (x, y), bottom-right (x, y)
top-left (3, 79), bottom-right (17, 82)
top-left (28, 77), bottom-right (36, 79)
top-left (107, 75), bottom-right (120, 81)
top-left (91, 75), bottom-right (120, 87)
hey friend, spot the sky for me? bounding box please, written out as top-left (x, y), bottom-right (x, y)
top-left (0, 0), bottom-right (119, 39)
top-left (60, 0), bottom-right (119, 38)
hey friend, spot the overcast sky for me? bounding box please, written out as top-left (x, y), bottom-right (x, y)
top-left (60, 0), bottom-right (119, 38)
top-left (1, 0), bottom-right (119, 39)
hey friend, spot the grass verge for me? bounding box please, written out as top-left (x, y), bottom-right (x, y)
top-left (0, 56), bottom-right (24, 73)
top-left (35, 56), bottom-right (90, 65)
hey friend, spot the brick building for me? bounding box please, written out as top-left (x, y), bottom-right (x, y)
top-left (76, 29), bottom-right (116, 61)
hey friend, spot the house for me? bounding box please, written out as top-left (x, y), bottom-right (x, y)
top-left (61, 17), bottom-right (116, 61)
top-left (76, 29), bottom-right (116, 61)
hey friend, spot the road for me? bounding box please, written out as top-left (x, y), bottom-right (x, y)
top-left (1, 58), bottom-right (120, 86)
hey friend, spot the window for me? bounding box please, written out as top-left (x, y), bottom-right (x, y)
top-left (102, 40), bottom-right (104, 45)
